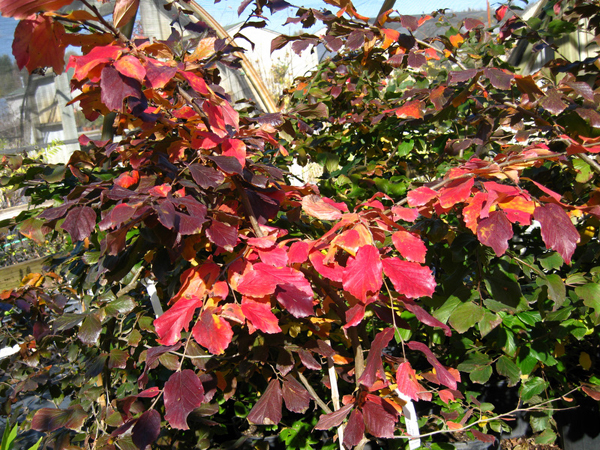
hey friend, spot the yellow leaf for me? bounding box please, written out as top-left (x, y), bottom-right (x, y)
top-left (580, 352), bottom-right (592, 370)
top-left (554, 342), bottom-right (565, 358)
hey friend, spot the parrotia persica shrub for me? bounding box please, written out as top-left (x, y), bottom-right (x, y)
top-left (1, 0), bottom-right (600, 448)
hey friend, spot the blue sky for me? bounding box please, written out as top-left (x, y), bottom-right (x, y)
top-left (0, 0), bottom-right (489, 58)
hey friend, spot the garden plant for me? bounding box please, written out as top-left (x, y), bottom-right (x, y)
top-left (1, 0), bottom-right (600, 448)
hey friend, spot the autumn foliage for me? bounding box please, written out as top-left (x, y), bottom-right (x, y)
top-left (1, 0), bottom-right (600, 448)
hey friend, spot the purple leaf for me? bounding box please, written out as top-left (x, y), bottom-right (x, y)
top-left (401, 299), bottom-right (452, 336)
top-left (541, 89), bottom-right (567, 115)
top-left (358, 328), bottom-right (394, 388)
top-left (164, 370), bottom-right (205, 430)
top-left (343, 409), bottom-right (365, 448)
top-left (60, 206), bottom-right (96, 242)
top-left (275, 284), bottom-right (314, 318)
top-left (100, 65), bottom-right (141, 111)
top-left (206, 220), bottom-right (238, 250)
top-left (31, 405), bottom-right (87, 432)
top-left (132, 410), bottom-right (161, 449)
top-left (297, 349), bottom-right (321, 370)
top-left (407, 51), bottom-right (426, 69)
top-left (315, 403), bottom-right (354, 430)
top-left (534, 204), bottom-right (580, 264)
top-left (362, 395), bottom-right (398, 438)
top-left (207, 155), bottom-right (243, 175)
top-left (247, 379), bottom-right (283, 425)
top-left (483, 68), bottom-right (514, 90)
top-left (448, 69), bottom-right (478, 84)
top-left (282, 375), bottom-right (311, 413)
top-left (407, 341), bottom-right (457, 390)
top-left (189, 163), bottom-right (225, 189)
top-left (477, 210), bottom-right (513, 256)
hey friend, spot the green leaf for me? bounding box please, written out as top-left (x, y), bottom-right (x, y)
top-left (470, 365), bottom-right (493, 384)
top-left (449, 302), bottom-right (484, 333)
top-left (78, 312), bottom-right (103, 346)
top-left (1, 423), bottom-right (18, 450)
top-left (27, 438), bottom-right (42, 450)
top-left (457, 352), bottom-right (491, 372)
top-left (433, 295), bottom-right (462, 323)
top-left (496, 355), bottom-right (521, 387)
top-left (535, 429), bottom-right (557, 445)
top-left (397, 139), bottom-right (414, 157)
top-left (576, 283), bottom-right (600, 311)
top-left (520, 377), bottom-right (548, 402)
top-left (537, 274), bottom-right (566, 308)
top-left (547, 19), bottom-right (577, 35)
top-left (484, 267), bottom-right (523, 311)
top-left (105, 296), bottom-right (136, 317)
top-left (516, 348), bottom-right (538, 375)
top-left (478, 310), bottom-right (501, 338)
top-left (538, 252), bottom-right (563, 270)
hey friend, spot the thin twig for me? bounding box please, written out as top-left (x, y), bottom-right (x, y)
top-left (348, 327), bottom-right (364, 386)
top-left (297, 370), bottom-right (332, 414)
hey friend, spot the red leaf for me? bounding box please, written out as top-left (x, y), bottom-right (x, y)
top-left (282, 375), bottom-right (311, 413)
top-left (394, 99), bottom-right (423, 119)
top-left (396, 362), bottom-right (426, 402)
top-left (315, 403), bottom-right (354, 430)
top-left (439, 389), bottom-right (455, 404)
top-left (359, 328), bottom-right (394, 388)
top-left (145, 58), bottom-right (177, 89)
top-left (343, 409), bottom-right (366, 448)
top-left (477, 210), bottom-right (513, 256)
top-left (0, 0), bottom-right (74, 18)
top-left (257, 246), bottom-right (288, 266)
top-left (100, 65), bottom-right (142, 111)
top-left (276, 283), bottom-right (314, 318)
top-left (309, 250), bottom-right (343, 282)
top-left (114, 0), bottom-right (140, 28)
top-left (362, 394), bottom-right (399, 438)
top-left (288, 241), bottom-right (309, 264)
top-left (407, 186), bottom-right (438, 207)
top-left (302, 194), bottom-right (344, 220)
top-left (114, 170), bottom-right (139, 188)
top-left (344, 303), bottom-right (366, 329)
top-left (297, 349), bottom-right (321, 370)
top-left (31, 405), bottom-right (86, 432)
top-left (60, 206), bottom-right (96, 242)
top-left (391, 205), bottom-right (419, 222)
top-left (392, 230), bottom-right (427, 263)
top-left (132, 410), bottom-right (161, 450)
top-left (222, 138), bottom-right (246, 167)
top-left (67, 45), bottom-right (122, 82)
top-left (343, 245), bottom-right (383, 302)
top-left (495, 4), bottom-right (508, 21)
top-left (192, 309), bottom-right (233, 355)
top-left (13, 15), bottom-right (66, 74)
top-left (439, 177), bottom-right (474, 208)
top-left (154, 296), bottom-right (202, 346)
top-left (206, 220), bottom-right (238, 251)
top-left (114, 54), bottom-right (146, 83)
top-left (382, 257), bottom-right (436, 299)
top-left (247, 379), bottom-right (283, 425)
top-left (180, 70), bottom-right (210, 96)
top-left (164, 370), bottom-right (205, 430)
top-left (472, 429), bottom-right (496, 443)
top-left (170, 263), bottom-right (219, 305)
top-left (241, 298), bottom-right (281, 334)
top-left (534, 204), bottom-right (580, 264)
top-left (407, 341), bottom-right (457, 390)
top-left (401, 298), bottom-right (452, 336)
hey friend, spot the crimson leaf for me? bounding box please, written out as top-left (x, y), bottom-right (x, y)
top-left (191, 309), bottom-right (233, 355)
top-left (315, 403), bottom-right (354, 430)
top-left (407, 341), bottom-right (457, 390)
top-left (60, 206), bottom-right (96, 242)
top-left (282, 375), bottom-right (311, 413)
top-left (382, 257), bottom-right (436, 299)
top-left (362, 395), bottom-right (398, 438)
top-left (240, 299), bottom-right (281, 334)
top-left (247, 379), bottom-right (283, 425)
top-left (534, 204), bottom-right (580, 264)
top-left (100, 65), bottom-right (141, 111)
top-left (477, 210), bottom-right (513, 256)
top-left (131, 410), bottom-right (161, 450)
top-left (164, 370), bottom-right (205, 430)
top-left (343, 409), bottom-right (365, 448)
top-left (359, 328), bottom-right (394, 388)
top-left (154, 296), bottom-right (202, 346)
top-left (343, 245), bottom-right (383, 302)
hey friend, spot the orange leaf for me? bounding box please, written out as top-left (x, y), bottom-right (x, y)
top-left (13, 15), bottom-right (66, 74)
top-left (447, 421), bottom-right (463, 430)
top-left (381, 28), bottom-right (399, 49)
top-left (449, 33), bottom-right (464, 47)
top-left (113, 0), bottom-right (139, 29)
top-left (114, 55), bottom-right (146, 83)
top-left (394, 99), bottom-right (423, 120)
top-left (187, 37), bottom-right (217, 62)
